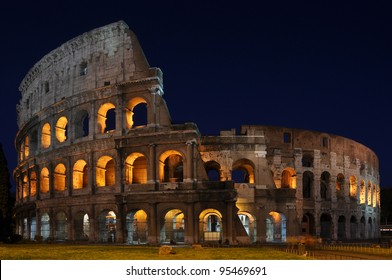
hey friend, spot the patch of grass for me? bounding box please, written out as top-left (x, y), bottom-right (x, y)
top-left (0, 244), bottom-right (307, 260)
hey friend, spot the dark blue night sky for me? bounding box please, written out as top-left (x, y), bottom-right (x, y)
top-left (1, 1), bottom-right (392, 190)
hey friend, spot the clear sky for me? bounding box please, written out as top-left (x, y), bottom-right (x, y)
top-left (1, 0), bottom-right (391, 190)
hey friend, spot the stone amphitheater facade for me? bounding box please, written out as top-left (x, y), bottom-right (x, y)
top-left (14, 21), bottom-right (380, 244)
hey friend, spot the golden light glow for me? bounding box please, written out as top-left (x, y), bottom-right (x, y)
top-left (73, 160), bottom-right (88, 189)
top-left (41, 123), bottom-right (51, 149)
top-left (54, 163), bottom-right (66, 191)
top-left (97, 103), bottom-right (115, 133)
top-left (96, 156), bottom-right (115, 187)
top-left (30, 171), bottom-right (37, 196)
top-left (126, 97), bottom-right (147, 129)
top-left (281, 168), bottom-right (296, 189)
top-left (55, 116), bottom-right (68, 143)
top-left (349, 176), bottom-right (357, 198)
top-left (159, 150), bottom-right (183, 182)
top-left (125, 153), bottom-right (147, 184)
top-left (40, 167), bottom-right (50, 193)
top-left (24, 136), bottom-right (29, 158)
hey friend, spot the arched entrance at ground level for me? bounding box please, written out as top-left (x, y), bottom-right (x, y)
top-left (320, 213), bottom-right (332, 240)
top-left (338, 216), bottom-right (346, 240)
top-left (126, 210), bottom-right (148, 244)
top-left (350, 216), bottom-right (357, 239)
top-left (74, 212), bottom-right (90, 241)
top-left (30, 216), bottom-right (36, 240)
top-left (360, 216), bottom-right (365, 238)
top-left (55, 212), bottom-right (67, 241)
top-left (266, 211), bottom-right (286, 242)
top-left (199, 209), bottom-right (223, 242)
top-left (161, 209), bottom-right (185, 244)
top-left (98, 210), bottom-right (116, 243)
top-left (238, 212), bottom-right (257, 243)
top-left (41, 213), bottom-right (50, 240)
top-left (301, 213), bottom-right (315, 236)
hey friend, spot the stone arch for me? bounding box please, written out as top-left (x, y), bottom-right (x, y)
top-left (302, 153), bottom-right (313, 167)
top-left (320, 171), bottom-right (330, 199)
top-left (30, 170), bottom-right (37, 197)
top-left (73, 160), bottom-right (88, 189)
top-left (301, 213), bottom-right (315, 236)
top-left (74, 211), bottom-right (90, 241)
top-left (96, 156), bottom-right (115, 187)
top-left (367, 181), bottom-right (372, 205)
top-left (336, 173), bottom-right (345, 197)
top-left (349, 176), bottom-right (357, 198)
top-left (97, 103), bottom-right (116, 133)
top-left (238, 211), bottom-right (257, 243)
top-left (55, 211), bottom-right (67, 241)
top-left (126, 97), bottom-right (148, 129)
top-left (266, 211), bottom-right (286, 242)
top-left (360, 179), bottom-right (366, 204)
top-left (55, 116), bottom-right (68, 143)
top-left (41, 123), bottom-right (51, 149)
top-left (22, 175), bottom-right (28, 198)
top-left (199, 209), bottom-right (223, 242)
top-left (40, 167), bottom-right (50, 193)
top-left (24, 136), bottom-right (29, 158)
top-left (30, 214), bottom-right (37, 240)
top-left (350, 216), bottom-right (357, 239)
top-left (98, 210), bottom-right (116, 243)
top-left (126, 209), bottom-right (148, 244)
top-left (368, 217), bottom-right (373, 238)
top-left (302, 171), bottom-right (314, 198)
top-left (360, 216), bottom-right (366, 238)
top-left (74, 109), bottom-right (89, 139)
top-left (161, 209), bottom-right (185, 244)
top-left (337, 215), bottom-right (346, 240)
top-left (281, 167), bottom-right (296, 189)
top-left (54, 163), bottom-right (67, 191)
top-left (159, 150), bottom-right (184, 183)
top-left (320, 213), bottom-right (332, 240)
top-left (232, 158), bottom-right (255, 184)
top-left (40, 212), bottom-right (50, 241)
top-left (125, 153), bottom-right (147, 184)
top-left (204, 160), bottom-right (221, 181)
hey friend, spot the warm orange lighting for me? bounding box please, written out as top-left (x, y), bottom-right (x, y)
top-left (55, 116), bottom-right (68, 143)
top-left (41, 123), bottom-right (51, 149)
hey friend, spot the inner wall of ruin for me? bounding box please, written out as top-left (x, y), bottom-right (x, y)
top-left (14, 21), bottom-right (380, 244)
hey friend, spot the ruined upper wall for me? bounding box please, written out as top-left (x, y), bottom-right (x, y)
top-left (17, 21), bottom-right (154, 128)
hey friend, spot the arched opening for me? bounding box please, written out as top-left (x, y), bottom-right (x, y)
top-left (41, 213), bottom-right (50, 241)
top-left (281, 168), bottom-right (296, 189)
top-left (54, 163), bottom-right (66, 191)
top-left (301, 213), bottom-right (315, 236)
top-left (350, 216), bottom-right (357, 239)
top-left (232, 159), bottom-right (255, 183)
top-left (367, 182), bottom-right (372, 205)
top-left (97, 103), bottom-right (116, 133)
top-left (24, 136), bottom-right (29, 158)
top-left (349, 176), bottom-right (357, 198)
top-left (320, 213), bottom-right (332, 240)
top-left (55, 211), bottom-right (67, 241)
top-left (302, 171), bottom-right (313, 198)
top-left (74, 212), bottom-right (90, 241)
top-left (30, 215), bottom-right (36, 240)
top-left (40, 167), bottom-right (50, 193)
top-left (30, 171), bottom-right (37, 197)
top-left (199, 209), bottom-right (222, 242)
top-left (125, 153), bottom-right (147, 184)
top-left (41, 123), bottom-right (51, 149)
top-left (55, 116), bottom-right (68, 143)
top-left (159, 150), bottom-right (183, 183)
top-left (372, 185), bottom-right (377, 207)
top-left (320, 171), bottom-right (330, 199)
top-left (336, 173), bottom-right (345, 197)
top-left (238, 212), bottom-right (257, 243)
top-left (205, 160), bottom-right (221, 181)
top-left (360, 180), bottom-right (366, 204)
top-left (96, 156), bottom-right (115, 187)
top-left (74, 110), bottom-right (89, 139)
top-left (22, 175), bottom-right (28, 198)
top-left (338, 216), bottom-right (346, 240)
top-left (126, 210), bottom-right (148, 244)
top-left (126, 98), bottom-right (148, 129)
top-left (98, 210), bottom-right (116, 243)
top-left (161, 209), bottom-right (185, 244)
top-left (360, 216), bottom-right (365, 238)
top-left (266, 211), bottom-right (286, 242)
top-left (73, 160), bottom-right (88, 189)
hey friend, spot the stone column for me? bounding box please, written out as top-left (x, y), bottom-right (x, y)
top-left (67, 206), bottom-right (73, 241)
top-left (148, 144), bottom-right (157, 184)
top-left (185, 202), bottom-right (195, 244)
top-left (148, 203), bottom-right (158, 244)
top-left (184, 140), bottom-right (195, 183)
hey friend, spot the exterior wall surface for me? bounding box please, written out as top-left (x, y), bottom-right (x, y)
top-left (14, 21), bottom-right (381, 244)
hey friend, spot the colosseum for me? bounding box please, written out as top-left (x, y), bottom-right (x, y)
top-left (14, 21), bottom-right (380, 245)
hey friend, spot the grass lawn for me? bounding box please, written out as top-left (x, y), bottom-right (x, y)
top-left (0, 244), bottom-right (307, 260)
